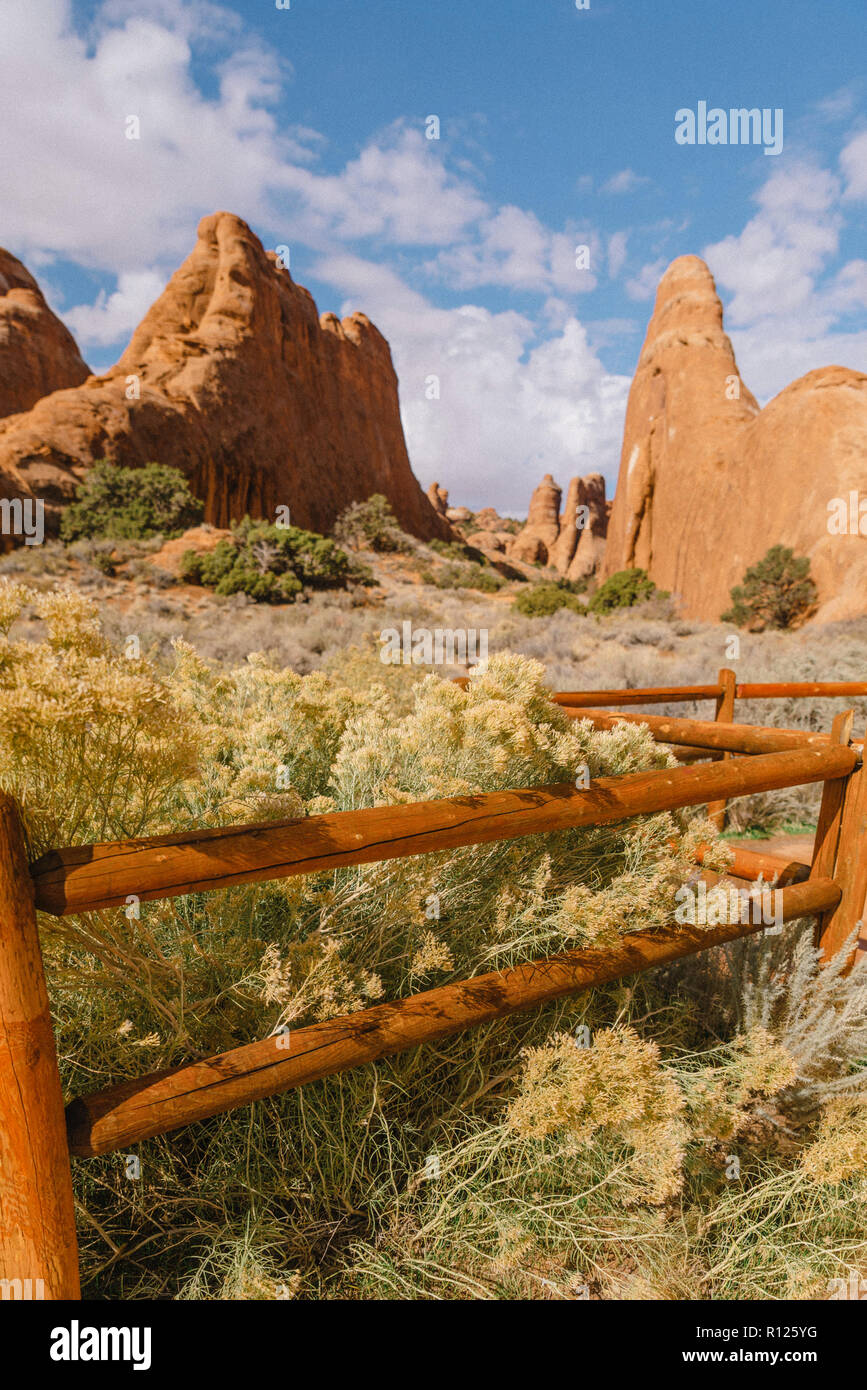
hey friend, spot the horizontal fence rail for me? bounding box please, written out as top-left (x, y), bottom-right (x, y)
top-left (31, 746), bottom-right (856, 916)
top-left (548, 681), bottom-right (867, 708)
top-left (553, 684), bottom-right (724, 707)
top-left (65, 876), bottom-right (840, 1157)
top-left (693, 843), bottom-right (811, 885)
top-left (564, 709), bottom-right (854, 755)
top-left (735, 682), bottom-right (867, 700)
top-left (5, 675), bottom-right (866, 1300)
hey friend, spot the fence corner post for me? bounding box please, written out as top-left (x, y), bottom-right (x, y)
top-left (0, 794), bottom-right (80, 1300)
top-left (810, 713), bottom-right (866, 968)
top-left (707, 667), bottom-right (737, 830)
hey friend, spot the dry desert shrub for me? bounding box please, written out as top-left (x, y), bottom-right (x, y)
top-left (0, 576), bottom-right (864, 1301)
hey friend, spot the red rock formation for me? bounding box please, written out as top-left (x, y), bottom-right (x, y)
top-left (0, 214), bottom-right (450, 543)
top-left (602, 255), bottom-right (867, 622)
top-left (466, 529), bottom-right (503, 551)
top-left (507, 472), bottom-right (608, 576)
top-left (471, 507), bottom-right (505, 532)
top-left (557, 474), bottom-right (609, 581)
top-left (547, 476), bottom-right (582, 574)
top-left (508, 474), bottom-right (562, 564)
top-left (427, 481), bottom-right (449, 515)
top-left (0, 249), bottom-right (89, 418)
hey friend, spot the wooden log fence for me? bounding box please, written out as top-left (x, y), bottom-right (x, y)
top-left (549, 674), bottom-right (867, 826)
top-left (29, 744), bottom-right (853, 916)
top-left (66, 876), bottom-right (838, 1158)
top-left (549, 679), bottom-right (867, 708)
top-left (707, 668), bottom-right (737, 830)
top-left (2, 679), bottom-right (866, 1299)
top-left (562, 708), bottom-right (839, 754)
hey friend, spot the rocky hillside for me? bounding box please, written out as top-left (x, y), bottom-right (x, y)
top-left (602, 255), bottom-right (867, 623)
top-left (0, 214), bottom-right (451, 545)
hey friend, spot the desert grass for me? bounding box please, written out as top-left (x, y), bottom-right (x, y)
top-left (0, 576), bottom-right (865, 1301)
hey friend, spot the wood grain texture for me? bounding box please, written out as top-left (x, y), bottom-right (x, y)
top-left (693, 843), bottom-right (811, 885)
top-left (524, 682), bottom-right (867, 708)
top-left (810, 711), bottom-right (854, 957)
top-left (564, 708), bottom-right (841, 754)
top-left (736, 683), bottom-right (867, 700)
top-left (708, 667), bottom-right (738, 830)
top-left (31, 746), bottom-right (855, 917)
top-left (0, 796), bottom-right (79, 1298)
top-left (814, 722), bottom-right (867, 966)
top-left (551, 685), bottom-right (723, 707)
top-left (66, 876), bottom-right (840, 1157)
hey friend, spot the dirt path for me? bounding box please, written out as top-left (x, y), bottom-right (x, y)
top-left (729, 833), bottom-right (814, 864)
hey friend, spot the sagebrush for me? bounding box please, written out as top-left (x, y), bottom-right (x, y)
top-left (0, 578), bottom-right (864, 1301)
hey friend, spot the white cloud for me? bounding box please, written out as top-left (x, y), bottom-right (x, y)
top-left (722, 319), bottom-right (867, 403)
top-left (1, 1), bottom-right (630, 519)
top-left (282, 126), bottom-right (488, 246)
top-left (704, 163), bottom-right (840, 324)
top-left (814, 84), bottom-right (862, 124)
top-left (841, 129), bottom-right (867, 200)
top-left (428, 206), bottom-right (598, 293)
top-left (625, 258), bottom-right (666, 301)
top-left (601, 169), bottom-right (650, 195)
top-left (313, 252), bottom-right (629, 513)
top-left (607, 230), bottom-right (629, 278)
top-left (1, 4), bottom-right (492, 277)
top-left (62, 270), bottom-right (166, 348)
top-left (0, 1), bottom-right (310, 273)
top-left (702, 155), bottom-right (867, 399)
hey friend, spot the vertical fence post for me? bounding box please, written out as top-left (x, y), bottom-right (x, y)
top-left (812, 720), bottom-right (867, 968)
top-left (0, 795), bottom-right (80, 1299)
top-left (707, 668), bottom-right (737, 831)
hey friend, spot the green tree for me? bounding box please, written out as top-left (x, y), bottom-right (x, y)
top-left (60, 461), bottom-right (204, 542)
top-left (721, 546), bottom-right (817, 630)
top-left (587, 568), bottom-right (655, 615)
top-left (514, 581), bottom-right (586, 617)
top-left (180, 516), bottom-right (353, 603)
top-left (333, 494), bottom-right (411, 553)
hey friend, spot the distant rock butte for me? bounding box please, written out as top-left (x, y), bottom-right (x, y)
top-left (550, 473), bottom-right (609, 581)
top-left (467, 507), bottom-right (499, 532)
top-left (0, 214), bottom-right (451, 544)
top-left (0, 249), bottom-right (89, 419)
top-left (602, 254), bottom-right (867, 623)
top-left (507, 471), bottom-right (609, 577)
top-left (427, 481), bottom-right (449, 516)
top-left (508, 474), bottom-right (562, 564)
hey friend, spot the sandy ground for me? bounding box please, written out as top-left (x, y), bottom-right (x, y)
top-left (729, 833), bottom-right (815, 864)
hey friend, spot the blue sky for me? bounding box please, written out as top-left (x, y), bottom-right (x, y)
top-left (2, 0), bottom-right (866, 511)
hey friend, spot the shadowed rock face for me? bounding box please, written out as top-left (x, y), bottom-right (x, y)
top-left (0, 214), bottom-right (451, 543)
top-left (602, 254), bottom-right (867, 623)
top-left (0, 249), bottom-right (89, 419)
